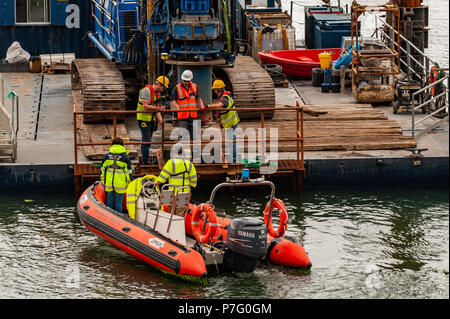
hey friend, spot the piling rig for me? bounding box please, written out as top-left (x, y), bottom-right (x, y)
top-left (72, 0), bottom-right (276, 123)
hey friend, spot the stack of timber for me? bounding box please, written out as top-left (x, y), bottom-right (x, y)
top-left (71, 59), bottom-right (126, 123)
top-left (161, 103), bottom-right (416, 153)
top-left (72, 89), bottom-right (138, 160)
top-left (224, 56), bottom-right (276, 120)
top-left (271, 103), bottom-right (417, 151)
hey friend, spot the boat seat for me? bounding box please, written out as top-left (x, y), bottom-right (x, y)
top-left (160, 189), bottom-right (174, 206)
top-left (176, 192), bottom-right (190, 208)
top-left (159, 185), bottom-right (191, 217)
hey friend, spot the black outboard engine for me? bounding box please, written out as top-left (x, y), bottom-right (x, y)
top-left (224, 217), bottom-right (267, 272)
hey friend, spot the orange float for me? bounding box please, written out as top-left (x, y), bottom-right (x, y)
top-left (263, 199), bottom-right (288, 238)
top-left (191, 204), bottom-right (219, 244)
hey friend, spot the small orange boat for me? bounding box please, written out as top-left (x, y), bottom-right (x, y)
top-left (77, 174), bottom-right (311, 284)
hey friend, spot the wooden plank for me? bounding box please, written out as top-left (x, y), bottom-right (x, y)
top-left (106, 123), bottom-right (138, 158)
top-left (77, 123), bottom-right (96, 158)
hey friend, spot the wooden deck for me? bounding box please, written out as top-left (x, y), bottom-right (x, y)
top-left (73, 106), bottom-right (306, 196)
top-left (72, 92), bottom-right (417, 196)
top-left (72, 89), bottom-right (138, 160)
top-left (273, 103), bottom-right (417, 151)
top-left (158, 103), bottom-right (416, 153)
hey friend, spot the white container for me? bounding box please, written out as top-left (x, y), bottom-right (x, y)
top-left (40, 53), bottom-right (75, 66)
top-left (251, 27), bottom-right (296, 62)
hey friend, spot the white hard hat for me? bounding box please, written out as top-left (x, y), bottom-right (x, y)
top-left (181, 70), bottom-right (193, 81)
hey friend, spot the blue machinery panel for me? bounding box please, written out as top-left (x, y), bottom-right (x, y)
top-left (90, 0), bottom-right (140, 63)
top-left (171, 22), bottom-right (220, 41)
top-left (181, 0), bottom-right (209, 14)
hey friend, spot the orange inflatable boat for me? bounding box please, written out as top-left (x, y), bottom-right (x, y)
top-left (77, 175), bottom-right (311, 284)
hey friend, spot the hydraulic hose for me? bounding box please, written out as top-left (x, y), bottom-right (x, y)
top-left (222, 0), bottom-right (231, 53)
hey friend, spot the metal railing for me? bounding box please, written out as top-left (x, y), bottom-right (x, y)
top-left (375, 15), bottom-right (435, 78)
top-left (412, 75), bottom-right (449, 139)
top-left (374, 15), bottom-right (449, 139)
top-left (0, 73), bottom-right (19, 162)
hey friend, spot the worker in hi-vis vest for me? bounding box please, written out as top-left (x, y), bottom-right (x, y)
top-left (170, 70), bottom-right (206, 141)
top-left (126, 175), bottom-right (158, 220)
top-left (137, 76), bottom-right (170, 165)
top-left (100, 137), bottom-right (133, 213)
top-left (155, 151), bottom-right (197, 191)
top-left (208, 79), bottom-right (240, 163)
top-left (154, 156), bottom-right (197, 216)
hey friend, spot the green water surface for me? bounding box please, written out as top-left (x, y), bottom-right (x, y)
top-left (0, 187), bottom-right (448, 299)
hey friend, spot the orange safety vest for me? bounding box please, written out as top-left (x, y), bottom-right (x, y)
top-left (176, 82), bottom-right (198, 119)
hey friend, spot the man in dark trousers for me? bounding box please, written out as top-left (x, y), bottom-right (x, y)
top-left (100, 137), bottom-right (133, 213)
top-left (170, 70), bottom-right (205, 141)
top-left (137, 76), bottom-right (170, 164)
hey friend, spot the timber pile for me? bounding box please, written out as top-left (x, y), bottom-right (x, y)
top-left (224, 56), bottom-right (275, 120)
top-left (71, 59), bottom-right (126, 123)
top-left (161, 103), bottom-right (416, 152)
top-left (270, 103), bottom-right (417, 151)
top-left (72, 89), bottom-right (138, 160)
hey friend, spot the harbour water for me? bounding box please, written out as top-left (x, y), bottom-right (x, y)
top-left (0, 187), bottom-right (448, 298)
top-left (0, 0), bottom-right (448, 301)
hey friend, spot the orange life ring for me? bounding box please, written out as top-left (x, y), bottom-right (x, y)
top-left (264, 199), bottom-right (288, 238)
top-left (430, 66), bottom-right (437, 96)
top-left (191, 204), bottom-right (218, 244)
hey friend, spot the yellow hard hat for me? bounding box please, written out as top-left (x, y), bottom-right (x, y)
top-left (212, 79), bottom-right (226, 90)
top-left (156, 76), bottom-right (170, 88)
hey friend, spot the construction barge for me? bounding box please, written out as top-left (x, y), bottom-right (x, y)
top-left (1, 68), bottom-right (447, 192)
top-left (0, 0), bottom-right (448, 192)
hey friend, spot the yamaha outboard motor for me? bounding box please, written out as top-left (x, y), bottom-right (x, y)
top-left (224, 217), bottom-right (267, 272)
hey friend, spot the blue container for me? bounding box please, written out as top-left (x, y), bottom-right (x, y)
top-left (334, 53), bottom-right (352, 69)
top-left (334, 43), bottom-right (361, 69)
top-left (313, 14), bottom-right (360, 49)
top-left (242, 169), bottom-right (250, 181)
top-left (304, 6), bottom-right (344, 49)
top-left (0, 0), bottom-right (97, 59)
top-left (321, 83), bottom-right (330, 93)
top-left (331, 83), bottom-right (341, 93)
top-left (323, 68), bottom-right (332, 84)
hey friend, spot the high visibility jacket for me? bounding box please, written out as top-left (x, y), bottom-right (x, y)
top-left (101, 145), bottom-right (133, 194)
top-left (126, 175), bottom-right (158, 220)
top-left (137, 85), bottom-right (160, 122)
top-left (219, 91), bottom-right (240, 129)
top-left (157, 157), bottom-right (197, 193)
top-left (176, 82), bottom-right (198, 119)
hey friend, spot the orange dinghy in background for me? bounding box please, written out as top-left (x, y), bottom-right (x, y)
top-left (77, 173), bottom-right (311, 284)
